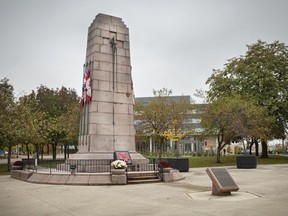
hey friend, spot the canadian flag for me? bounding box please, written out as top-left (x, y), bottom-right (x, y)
top-left (81, 63), bottom-right (92, 107)
top-left (85, 64), bottom-right (91, 103)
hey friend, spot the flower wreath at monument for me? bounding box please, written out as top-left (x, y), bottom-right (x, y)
top-left (158, 161), bottom-right (170, 168)
top-left (117, 152), bottom-right (130, 162)
top-left (111, 160), bottom-right (127, 169)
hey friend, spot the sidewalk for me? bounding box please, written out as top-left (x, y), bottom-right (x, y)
top-left (0, 164), bottom-right (287, 216)
top-left (0, 154), bottom-right (65, 165)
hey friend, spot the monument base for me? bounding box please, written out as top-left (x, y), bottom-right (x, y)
top-left (69, 151), bottom-right (149, 164)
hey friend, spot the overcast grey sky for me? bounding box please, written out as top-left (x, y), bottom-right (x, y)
top-left (1, 0), bottom-right (288, 99)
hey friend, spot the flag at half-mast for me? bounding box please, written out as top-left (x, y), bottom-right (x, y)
top-left (81, 62), bottom-right (92, 106)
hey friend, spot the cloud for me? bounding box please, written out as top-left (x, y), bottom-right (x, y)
top-left (1, 0), bottom-right (287, 99)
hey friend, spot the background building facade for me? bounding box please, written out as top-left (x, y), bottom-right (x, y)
top-left (134, 96), bottom-right (217, 156)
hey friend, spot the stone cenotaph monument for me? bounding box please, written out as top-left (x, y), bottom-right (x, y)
top-left (71, 14), bottom-right (147, 164)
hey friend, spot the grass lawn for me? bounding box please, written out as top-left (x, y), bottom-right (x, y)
top-left (188, 154), bottom-right (288, 168)
top-left (0, 164), bottom-right (10, 175)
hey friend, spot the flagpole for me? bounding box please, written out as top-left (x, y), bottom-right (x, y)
top-left (82, 103), bottom-right (86, 146)
top-left (80, 63), bottom-right (86, 146)
top-left (87, 60), bottom-right (93, 151)
top-left (83, 63), bottom-right (88, 146)
top-left (85, 101), bottom-right (88, 145)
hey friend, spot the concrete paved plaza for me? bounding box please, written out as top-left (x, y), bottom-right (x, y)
top-left (0, 164), bottom-right (287, 216)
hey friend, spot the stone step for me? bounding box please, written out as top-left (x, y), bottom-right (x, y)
top-left (127, 178), bottom-right (162, 184)
top-left (127, 171), bottom-right (157, 177)
top-left (127, 171), bottom-right (161, 184)
top-left (128, 175), bottom-right (158, 180)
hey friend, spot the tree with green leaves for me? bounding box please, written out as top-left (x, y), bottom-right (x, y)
top-left (161, 92), bottom-right (192, 157)
top-left (34, 85), bottom-right (79, 159)
top-left (135, 88), bottom-right (192, 158)
top-left (206, 40), bottom-right (288, 158)
top-left (0, 79), bottom-right (80, 165)
top-left (135, 89), bottom-right (171, 158)
top-left (0, 78), bottom-right (18, 169)
top-left (58, 101), bottom-right (80, 159)
top-left (202, 95), bottom-right (273, 163)
top-left (0, 78), bottom-right (14, 149)
top-left (16, 94), bottom-right (47, 159)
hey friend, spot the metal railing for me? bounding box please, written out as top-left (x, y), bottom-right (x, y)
top-left (22, 158), bottom-right (166, 177)
top-left (22, 158), bottom-right (37, 170)
top-left (34, 159), bottom-right (112, 174)
top-left (36, 159), bottom-right (66, 173)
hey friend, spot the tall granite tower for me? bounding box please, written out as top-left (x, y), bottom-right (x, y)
top-left (71, 14), bottom-right (147, 164)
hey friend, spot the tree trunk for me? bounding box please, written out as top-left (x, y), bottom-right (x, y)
top-left (255, 139), bottom-right (259, 156)
top-left (216, 145), bottom-right (221, 163)
top-left (35, 144), bottom-right (39, 160)
top-left (52, 143), bottom-right (57, 160)
top-left (47, 144), bottom-right (50, 155)
top-left (41, 145), bottom-right (44, 161)
top-left (26, 144), bottom-right (30, 159)
top-left (282, 138), bottom-right (285, 154)
top-left (249, 139), bottom-right (254, 155)
top-left (158, 137), bottom-right (163, 159)
top-left (261, 140), bottom-right (268, 158)
top-left (216, 133), bottom-right (223, 163)
top-left (67, 145), bottom-right (70, 158)
top-left (64, 145), bottom-right (67, 159)
top-left (175, 140), bottom-right (180, 158)
top-left (7, 145), bottom-right (12, 171)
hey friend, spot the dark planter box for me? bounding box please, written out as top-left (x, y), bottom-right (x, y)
top-left (236, 155), bottom-right (257, 169)
top-left (167, 158), bottom-right (189, 172)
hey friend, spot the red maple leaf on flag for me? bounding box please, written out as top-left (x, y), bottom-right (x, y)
top-left (80, 62), bottom-right (92, 107)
